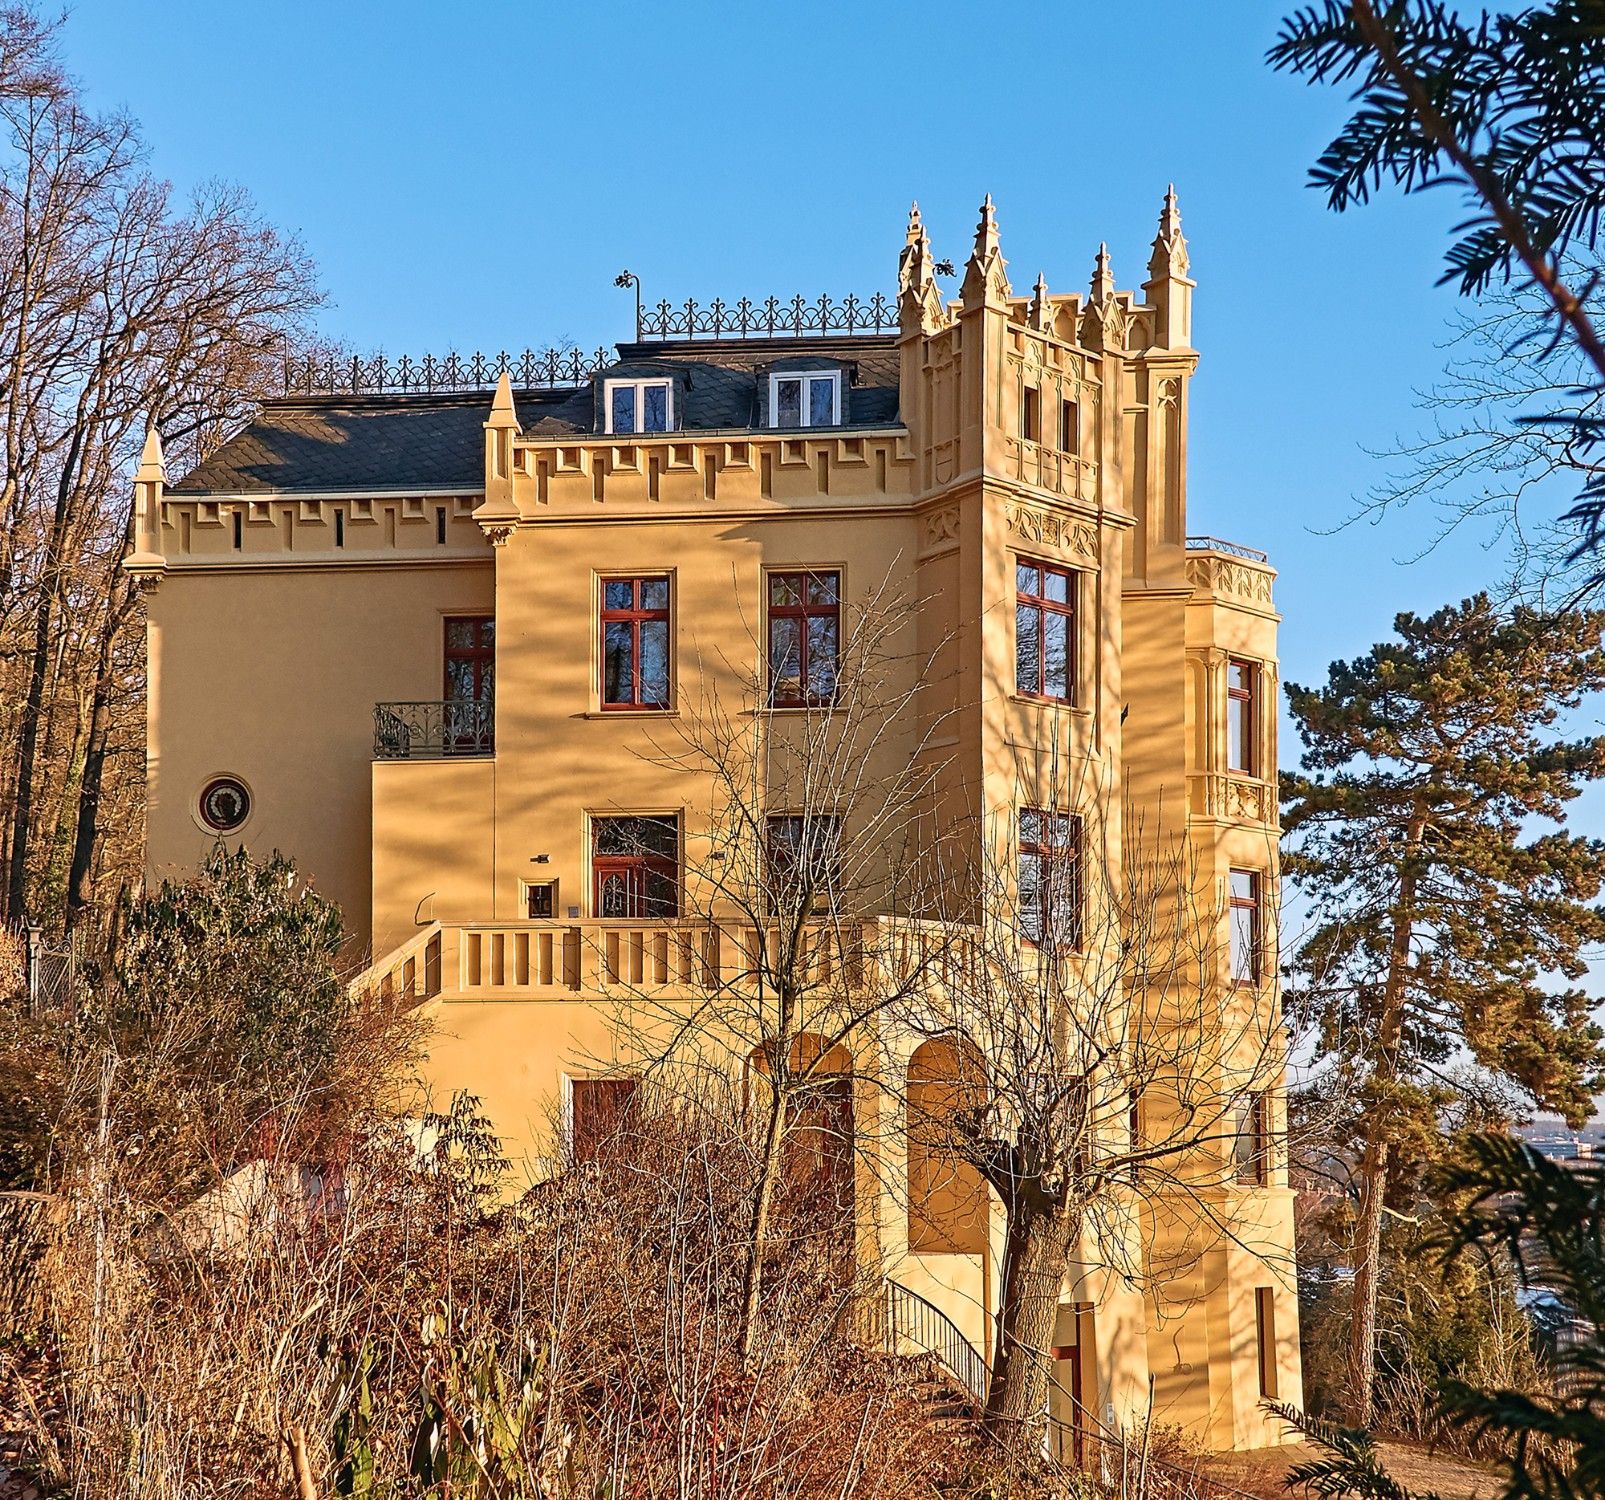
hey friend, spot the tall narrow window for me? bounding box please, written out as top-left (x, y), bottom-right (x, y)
top-left (605, 379), bottom-right (672, 435)
top-left (767, 570), bottom-right (840, 706)
top-left (1060, 398), bottom-right (1079, 454)
top-left (1233, 1089), bottom-right (1271, 1185)
top-left (765, 815), bottom-right (842, 908)
top-left (1016, 559), bottom-right (1076, 702)
top-left (592, 814), bottom-right (679, 918)
top-left (232, 511), bottom-right (243, 550)
top-left (1255, 1287), bottom-right (1280, 1398)
top-left (1023, 386), bottom-right (1041, 443)
top-left (435, 506), bottom-right (447, 544)
top-left (1019, 808), bottom-right (1083, 949)
top-left (443, 616), bottom-right (494, 755)
top-left (570, 1075), bottom-right (641, 1161)
top-left (1227, 658), bottom-right (1259, 775)
top-left (1229, 868), bottom-right (1262, 985)
top-left (600, 576), bottom-right (670, 709)
top-left (770, 371), bottom-right (841, 428)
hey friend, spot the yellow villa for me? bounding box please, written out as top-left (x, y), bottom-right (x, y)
top-left (127, 193), bottom-right (1301, 1453)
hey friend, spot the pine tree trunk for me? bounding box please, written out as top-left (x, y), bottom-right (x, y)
top-left (982, 1198), bottom-right (1077, 1462)
top-left (1346, 1131), bottom-right (1390, 1426)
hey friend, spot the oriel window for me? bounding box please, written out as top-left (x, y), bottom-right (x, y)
top-left (600, 576), bottom-right (671, 709)
top-left (1019, 808), bottom-right (1083, 949)
top-left (767, 570), bottom-right (840, 706)
top-left (592, 814), bottom-right (679, 919)
top-left (1016, 559), bottom-right (1076, 703)
top-left (1227, 658), bottom-right (1259, 775)
top-left (1229, 868), bottom-right (1262, 985)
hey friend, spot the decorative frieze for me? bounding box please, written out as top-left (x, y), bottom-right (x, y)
top-left (1185, 552), bottom-right (1274, 608)
top-left (1004, 502), bottom-right (1099, 563)
top-left (1189, 773), bottom-right (1275, 827)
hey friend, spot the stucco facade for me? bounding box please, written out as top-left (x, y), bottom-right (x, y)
top-left (129, 194), bottom-right (1301, 1452)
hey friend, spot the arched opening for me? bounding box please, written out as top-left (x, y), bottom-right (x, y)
top-left (907, 1035), bottom-right (989, 1254)
top-left (746, 1034), bottom-right (855, 1227)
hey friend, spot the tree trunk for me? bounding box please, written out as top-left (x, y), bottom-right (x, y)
top-left (1346, 1131), bottom-right (1390, 1427)
top-left (1345, 806), bottom-right (1426, 1425)
top-left (738, 1068), bottom-right (790, 1363)
top-left (983, 1196), bottom-right (1077, 1462)
top-left (65, 574), bottom-right (127, 930)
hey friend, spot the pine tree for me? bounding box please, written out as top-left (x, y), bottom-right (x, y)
top-left (1283, 594), bottom-right (1605, 1426)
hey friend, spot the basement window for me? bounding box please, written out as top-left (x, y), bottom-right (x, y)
top-left (769, 371), bottom-right (841, 428)
top-left (606, 379), bottom-right (673, 435)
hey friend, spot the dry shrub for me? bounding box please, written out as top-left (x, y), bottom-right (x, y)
top-left (15, 1088), bottom-right (969, 1500)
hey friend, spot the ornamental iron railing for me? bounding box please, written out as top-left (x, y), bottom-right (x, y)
top-left (373, 700), bottom-right (494, 759)
top-left (632, 291), bottom-right (899, 340)
top-left (1185, 535), bottom-right (1269, 564)
top-left (286, 348), bottom-right (612, 396)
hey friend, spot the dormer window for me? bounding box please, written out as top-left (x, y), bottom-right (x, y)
top-left (605, 379), bottom-right (673, 435)
top-left (770, 371), bottom-right (841, 428)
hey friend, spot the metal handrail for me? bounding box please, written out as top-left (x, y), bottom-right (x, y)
top-left (876, 1278), bottom-right (991, 1409)
top-left (373, 699), bottom-right (494, 759)
top-left (1184, 535), bottom-right (1269, 564)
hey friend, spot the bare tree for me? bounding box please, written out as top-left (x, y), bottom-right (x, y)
top-left (0, 3), bottom-right (322, 931)
top-left (896, 774), bottom-right (1296, 1462)
top-left (606, 564), bottom-right (960, 1364)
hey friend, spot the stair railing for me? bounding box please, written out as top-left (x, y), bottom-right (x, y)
top-left (876, 1278), bottom-right (991, 1410)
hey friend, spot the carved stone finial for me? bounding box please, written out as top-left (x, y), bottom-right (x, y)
top-left (898, 198), bottom-right (945, 334)
top-left (1029, 271), bottom-right (1049, 331)
top-left (486, 370), bottom-right (521, 431)
top-left (1090, 242), bottom-right (1115, 304)
top-left (136, 425), bottom-right (167, 485)
top-left (961, 193), bottom-right (1010, 308)
top-left (1148, 183), bottom-right (1190, 280)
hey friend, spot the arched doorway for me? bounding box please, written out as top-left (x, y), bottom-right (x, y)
top-left (906, 1035), bottom-right (988, 1255)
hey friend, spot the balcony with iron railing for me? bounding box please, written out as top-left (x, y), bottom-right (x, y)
top-left (373, 700), bottom-right (494, 760)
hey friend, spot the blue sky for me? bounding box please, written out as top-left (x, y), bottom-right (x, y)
top-left (56, 1), bottom-right (1581, 733)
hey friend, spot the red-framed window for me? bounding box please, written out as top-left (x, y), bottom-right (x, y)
top-left (444, 616), bottom-right (494, 701)
top-left (570, 1075), bottom-right (641, 1161)
top-left (1019, 808), bottom-right (1083, 949)
top-left (1230, 868), bottom-right (1262, 985)
top-left (600, 576), bottom-right (670, 709)
top-left (1015, 560), bottom-right (1076, 703)
top-left (767, 570), bottom-right (840, 706)
top-left (1227, 657), bottom-right (1259, 775)
top-left (592, 814), bottom-right (679, 918)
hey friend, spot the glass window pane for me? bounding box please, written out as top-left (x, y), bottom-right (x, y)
top-left (1232, 907), bottom-right (1255, 982)
top-left (776, 379), bottom-right (802, 426)
top-left (1016, 604), bottom-right (1041, 693)
top-left (604, 580), bottom-right (634, 611)
top-left (769, 616), bottom-right (802, 698)
top-left (644, 867), bottom-right (678, 918)
top-left (808, 377), bottom-right (835, 426)
top-left (611, 386), bottom-right (635, 433)
top-left (446, 619), bottom-right (475, 650)
top-left (478, 662), bottom-right (494, 701)
top-left (1019, 850), bottom-right (1043, 941)
top-left (1020, 808), bottom-right (1041, 846)
top-left (1229, 661), bottom-right (1249, 695)
top-left (807, 571), bottom-right (839, 605)
top-left (445, 659), bottom-right (474, 699)
top-left (807, 616), bottom-right (838, 698)
top-left (1017, 562), bottom-right (1038, 596)
top-left (479, 620), bottom-right (495, 647)
top-left (642, 383), bottom-right (669, 432)
top-left (598, 872), bottom-right (631, 917)
top-left (1043, 612), bottom-right (1070, 699)
top-left (1043, 568), bottom-right (1069, 605)
top-left (771, 573), bottom-right (800, 607)
top-left (640, 578), bottom-right (669, 611)
top-left (1229, 703), bottom-right (1249, 772)
top-left (639, 621), bottom-right (669, 705)
top-left (603, 621), bottom-right (634, 704)
top-left (1231, 869), bottom-right (1256, 903)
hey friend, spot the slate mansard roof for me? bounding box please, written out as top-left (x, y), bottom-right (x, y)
top-left (173, 336), bottom-right (903, 496)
